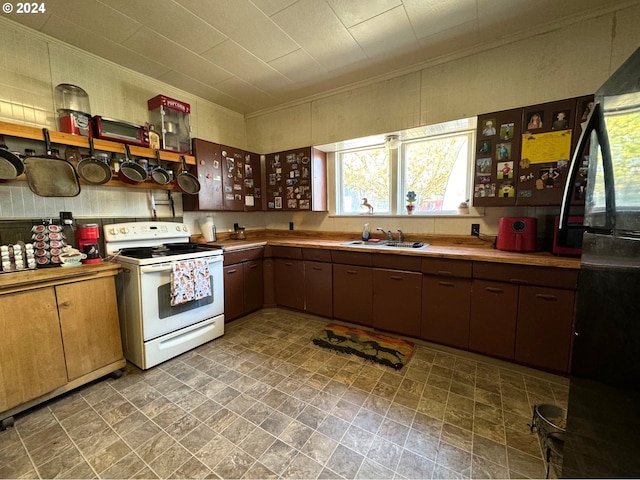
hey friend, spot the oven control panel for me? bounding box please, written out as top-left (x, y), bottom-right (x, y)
top-left (103, 221), bottom-right (190, 243)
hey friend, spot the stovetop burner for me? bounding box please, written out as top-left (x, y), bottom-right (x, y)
top-left (118, 243), bottom-right (223, 259)
top-left (119, 243), bottom-right (220, 258)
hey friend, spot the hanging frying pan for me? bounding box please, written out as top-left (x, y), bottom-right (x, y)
top-left (77, 137), bottom-right (112, 185)
top-left (174, 155), bottom-right (201, 195)
top-left (118, 144), bottom-right (148, 185)
top-left (150, 149), bottom-right (171, 185)
top-left (23, 128), bottom-right (80, 197)
top-left (0, 134), bottom-right (24, 180)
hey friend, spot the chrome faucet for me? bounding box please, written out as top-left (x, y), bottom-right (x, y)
top-left (376, 227), bottom-right (393, 241)
top-left (397, 229), bottom-right (403, 242)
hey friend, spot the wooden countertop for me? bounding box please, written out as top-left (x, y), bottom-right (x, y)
top-left (200, 232), bottom-right (581, 269)
top-left (0, 261), bottom-right (121, 294)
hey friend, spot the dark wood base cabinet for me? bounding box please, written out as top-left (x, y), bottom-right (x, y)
top-left (333, 264), bottom-right (373, 326)
top-left (373, 268), bottom-right (421, 337)
top-left (515, 286), bottom-right (575, 372)
top-left (224, 248), bottom-right (265, 322)
top-left (304, 261), bottom-right (332, 318)
top-left (275, 258), bottom-right (305, 311)
top-left (421, 276), bottom-right (471, 349)
top-left (469, 280), bottom-right (518, 360)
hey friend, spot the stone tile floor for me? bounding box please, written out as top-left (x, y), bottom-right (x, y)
top-left (0, 308), bottom-right (568, 479)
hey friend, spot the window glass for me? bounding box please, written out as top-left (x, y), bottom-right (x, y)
top-left (334, 118), bottom-right (475, 215)
top-left (403, 134), bottom-right (470, 212)
top-left (339, 147), bottom-right (390, 214)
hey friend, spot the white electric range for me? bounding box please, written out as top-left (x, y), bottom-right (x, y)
top-left (104, 221), bottom-right (224, 369)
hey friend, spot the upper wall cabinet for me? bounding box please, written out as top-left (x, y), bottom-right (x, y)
top-left (473, 96), bottom-right (593, 207)
top-left (184, 139), bottom-right (262, 212)
top-left (264, 147), bottom-right (327, 211)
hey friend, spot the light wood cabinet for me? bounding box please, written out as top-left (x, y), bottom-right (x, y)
top-left (57, 277), bottom-right (123, 381)
top-left (0, 263), bottom-right (125, 429)
top-left (0, 288), bottom-right (68, 413)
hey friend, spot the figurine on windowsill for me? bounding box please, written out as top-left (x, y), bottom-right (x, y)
top-left (361, 198), bottom-right (374, 214)
top-left (406, 191), bottom-right (417, 215)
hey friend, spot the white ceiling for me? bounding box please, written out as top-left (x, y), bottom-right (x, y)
top-left (6, 0), bottom-right (626, 115)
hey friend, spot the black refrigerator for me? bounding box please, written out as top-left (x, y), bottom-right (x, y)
top-left (559, 46), bottom-right (640, 478)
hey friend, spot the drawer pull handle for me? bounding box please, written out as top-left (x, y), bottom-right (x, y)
top-left (509, 278), bottom-right (527, 284)
top-left (390, 275), bottom-right (403, 281)
top-left (485, 287), bottom-right (504, 293)
top-left (346, 270), bottom-right (358, 275)
top-left (312, 266), bottom-right (323, 271)
top-left (248, 264), bottom-right (258, 269)
top-left (285, 262), bottom-right (294, 267)
top-left (60, 301), bottom-right (71, 307)
top-left (535, 294), bottom-right (558, 301)
top-left (227, 269), bottom-right (238, 274)
top-left (439, 281), bottom-right (454, 287)
top-left (437, 271), bottom-right (453, 276)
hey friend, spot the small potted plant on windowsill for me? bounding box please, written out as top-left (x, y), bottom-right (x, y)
top-left (458, 199), bottom-right (470, 215)
top-left (406, 191), bottom-right (417, 215)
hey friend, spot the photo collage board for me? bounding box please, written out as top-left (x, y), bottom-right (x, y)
top-left (265, 147), bottom-right (314, 210)
top-left (220, 145), bottom-right (262, 212)
top-left (474, 96), bottom-right (592, 207)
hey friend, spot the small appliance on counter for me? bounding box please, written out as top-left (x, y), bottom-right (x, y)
top-left (496, 216), bottom-right (537, 252)
top-left (55, 83), bottom-right (92, 136)
top-left (148, 95), bottom-right (191, 153)
top-left (75, 223), bottom-right (101, 264)
top-left (546, 215), bottom-right (584, 256)
top-left (92, 116), bottom-right (150, 147)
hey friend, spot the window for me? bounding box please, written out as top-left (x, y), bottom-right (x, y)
top-left (338, 146), bottom-right (390, 214)
top-left (336, 118), bottom-right (476, 215)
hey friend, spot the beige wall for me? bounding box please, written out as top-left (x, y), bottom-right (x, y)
top-left (1, 4), bottom-right (640, 238)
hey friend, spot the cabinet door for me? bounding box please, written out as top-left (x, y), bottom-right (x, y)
top-left (469, 280), bottom-right (518, 359)
top-left (185, 138), bottom-right (223, 211)
top-left (244, 260), bottom-right (264, 314)
top-left (275, 258), bottom-right (304, 310)
top-left (422, 276), bottom-right (471, 349)
top-left (0, 288), bottom-right (67, 412)
top-left (333, 264), bottom-right (373, 326)
top-left (221, 145), bottom-right (246, 211)
top-left (373, 269), bottom-right (422, 337)
top-left (56, 277), bottom-right (123, 381)
top-left (224, 264), bottom-right (245, 322)
top-left (515, 286), bottom-right (575, 372)
top-left (304, 261), bottom-right (332, 317)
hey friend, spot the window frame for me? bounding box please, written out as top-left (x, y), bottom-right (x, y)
top-left (334, 118), bottom-right (476, 216)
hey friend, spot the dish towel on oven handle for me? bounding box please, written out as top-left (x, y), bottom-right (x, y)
top-left (170, 259), bottom-right (212, 306)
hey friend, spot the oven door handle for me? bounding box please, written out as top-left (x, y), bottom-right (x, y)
top-left (139, 256), bottom-right (222, 274)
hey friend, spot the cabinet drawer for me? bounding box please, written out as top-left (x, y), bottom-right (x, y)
top-left (473, 262), bottom-right (578, 288)
top-left (270, 246), bottom-right (303, 259)
top-left (224, 247), bottom-right (264, 266)
top-left (331, 250), bottom-right (372, 266)
top-left (302, 248), bottom-right (332, 262)
top-left (421, 258), bottom-right (472, 278)
top-left (372, 253), bottom-right (421, 272)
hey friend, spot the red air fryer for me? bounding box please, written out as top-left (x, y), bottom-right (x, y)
top-left (496, 217), bottom-right (537, 252)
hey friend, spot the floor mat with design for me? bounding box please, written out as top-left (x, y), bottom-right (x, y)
top-left (312, 323), bottom-right (414, 370)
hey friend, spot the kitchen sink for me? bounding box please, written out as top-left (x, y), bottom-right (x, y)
top-left (341, 240), bottom-right (429, 250)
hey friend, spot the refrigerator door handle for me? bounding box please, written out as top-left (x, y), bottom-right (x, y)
top-left (558, 103), bottom-right (615, 245)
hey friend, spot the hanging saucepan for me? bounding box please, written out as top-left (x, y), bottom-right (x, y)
top-left (118, 144), bottom-right (148, 185)
top-left (76, 137), bottom-right (112, 185)
top-left (0, 134), bottom-right (24, 180)
top-left (174, 155), bottom-right (201, 195)
top-left (150, 149), bottom-right (171, 185)
top-left (23, 128), bottom-right (80, 197)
